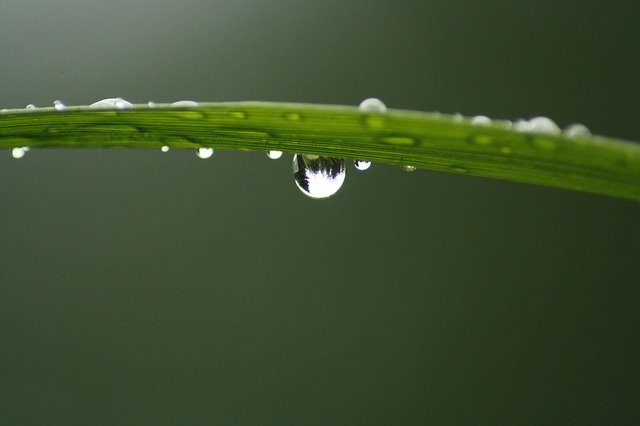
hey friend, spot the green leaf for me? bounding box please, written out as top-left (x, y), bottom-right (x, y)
top-left (1, 102), bottom-right (639, 200)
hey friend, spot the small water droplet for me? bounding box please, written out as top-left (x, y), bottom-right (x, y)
top-left (402, 165), bottom-right (417, 172)
top-left (514, 119), bottom-right (531, 132)
top-left (90, 97), bottom-right (133, 109)
top-left (528, 116), bottom-right (561, 134)
top-left (563, 123), bottom-right (591, 138)
top-left (25, 104), bottom-right (36, 109)
top-left (161, 146), bottom-right (170, 153)
top-left (53, 100), bottom-right (66, 111)
top-left (293, 154), bottom-right (346, 199)
top-left (196, 147), bottom-right (214, 159)
top-left (148, 101), bottom-right (157, 108)
top-left (471, 115), bottom-right (492, 126)
top-left (354, 160), bottom-right (371, 171)
top-left (358, 98), bottom-right (387, 113)
top-left (11, 147), bottom-right (29, 159)
top-left (452, 112), bottom-right (464, 122)
top-left (267, 150), bottom-right (283, 160)
top-left (172, 100), bottom-right (199, 107)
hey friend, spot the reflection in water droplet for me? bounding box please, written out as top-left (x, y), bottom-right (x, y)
top-left (12, 147), bottom-right (29, 159)
top-left (161, 146), bottom-right (170, 153)
top-left (53, 100), bottom-right (66, 111)
top-left (402, 165), bottom-right (417, 172)
top-left (196, 147), bottom-right (214, 159)
top-left (471, 115), bottom-right (492, 126)
top-left (172, 100), bottom-right (199, 107)
top-left (354, 160), bottom-right (371, 171)
top-left (25, 104), bottom-right (36, 109)
top-left (90, 97), bottom-right (133, 109)
top-left (358, 98), bottom-right (387, 113)
top-left (528, 116), bottom-right (561, 134)
top-left (293, 154), bottom-right (346, 199)
top-left (267, 150), bottom-right (283, 160)
top-left (563, 123), bottom-right (591, 138)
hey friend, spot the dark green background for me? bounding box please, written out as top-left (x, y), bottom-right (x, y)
top-left (1, 1), bottom-right (639, 424)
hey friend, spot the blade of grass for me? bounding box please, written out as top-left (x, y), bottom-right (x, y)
top-left (1, 102), bottom-right (639, 200)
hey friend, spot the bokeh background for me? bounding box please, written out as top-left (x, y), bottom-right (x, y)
top-left (1, 1), bottom-right (639, 423)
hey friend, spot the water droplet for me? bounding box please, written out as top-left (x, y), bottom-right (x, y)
top-left (293, 154), bottom-right (346, 199)
top-left (563, 123), bottom-right (591, 138)
top-left (148, 101), bottom-right (157, 108)
top-left (402, 165), bottom-right (417, 172)
top-left (471, 115), bottom-right (492, 126)
top-left (0, 109), bottom-right (8, 114)
top-left (358, 98), bottom-right (387, 113)
top-left (11, 147), bottom-right (29, 159)
top-left (528, 116), bottom-right (561, 134)
top-left (452, 112), bottom-right (464, 122)
top-left (514, 119), bottom-right (531, 132)
top-left (161, 146), bottom-right (170, 153)
top-left (90, 97), bottom-right (133, 109)
top-left (171, 100), bottom-right (199, 107)
top-left (196, 147), bottom-right (214, 159)
top-left (25, 104), bottom-right (36, 109)
top-left (53, 100), bottom-right (66, 111)
top-left (267, 150), bottom-right (283, 160)
top-left (354, 160), bottom-right (371, 171)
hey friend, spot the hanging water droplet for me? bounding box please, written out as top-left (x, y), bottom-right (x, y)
top-left (563, 123), bottom-right (591, 138)
top-left (53, 100), bottom-right (66, 111)
top-left (196, 147), bottom-right (214, 159)
top-left (161, 146), bottom-right (170, 153)
top-left (267, 150), bottom-right (283, 160)
top-left (528, 116), bottom-right (561, 134)
top-left (11, 147), bottom-right (29, 159)
top-left (172, 100), bottom-right (199, 107)
top-left (25, 104), bottom-right (36, 109)
top-left (293, 154), bottom-right (346, 199)
top-left (354, 159), bottom-right (371, 171)
top-left (358, 98), bottom-right (387, 113)
top-left (402, 165), bottom-right (417, 172)
top-left (90, 97), bottom-right (133, 109)
top-left (471, 115), bottom-right (492, 126)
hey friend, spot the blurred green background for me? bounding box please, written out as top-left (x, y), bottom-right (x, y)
top-left (1, 1), bottom-right (639, 424)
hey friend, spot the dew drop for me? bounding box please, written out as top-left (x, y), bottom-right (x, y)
top-left (11, 147), bottom-right (29, 159)
top-left (514, 119), bottom-right (531, 132)
top-left (196, 147), bottom-right (214, 159)
top-left (293, 154), bottom-right (346, 199)
top-left (471, 115), bottom-right (492, 126)
top-left (402, 165), bottom-right (417, 172)
top-left (563, 123), bottom-right (591, 138)
top-left (148, 101), bottom-right (157, 108)
top-left (452, 112), bottom-right (464, 122)
top-left (358, 98), bottom-right (387, 113)
top-left (53, 100), bottom-right (66, 111)
top-left (161, 146), bottom-right (170, 153)
top-left (354, 159), bottom-right (371, 171)
top-left (25, 104), bottom-right (36, 109)
top-left (528, 116), bottom-right (561, 134)
top-left (90, 97), bottom-right (133, 109)
top-left (172, 100), bottom-right (199, 107)
top-left (267, 150), bottom-right (283, 160)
